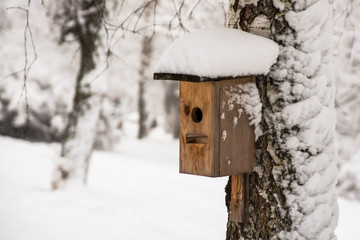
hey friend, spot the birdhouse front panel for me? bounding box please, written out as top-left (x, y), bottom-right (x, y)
top-left (179, 81), bottom-right (219, 177)
top-left (179, 78), bottom-right (256, 177)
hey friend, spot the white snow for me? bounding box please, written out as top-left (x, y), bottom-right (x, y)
top-left (0, 122), bottom-right (229, 240)
top-left (223, 82), bottom-right (262, 139)
top-left (154, 28), bottom-right (279, 79)
top-left (273, 0), bottom-right (285, 11)
top-left (268, 0), bottom-right (338, 239)
top-left (336, 198), bottom-right (360, 240)
top-left (0, 121), bottom-right (359, 239)
top-left (221, 130), bottom-right (227, 141)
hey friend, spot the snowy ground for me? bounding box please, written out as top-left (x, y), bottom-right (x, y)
top-left (0, 125), bottom-right (359, 239)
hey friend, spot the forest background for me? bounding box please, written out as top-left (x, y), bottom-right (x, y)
top-left (0, 0), bottom-right (360, 239)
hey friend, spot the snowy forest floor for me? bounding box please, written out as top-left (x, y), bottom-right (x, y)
top-left (0, 120), bottom-right (359, 240)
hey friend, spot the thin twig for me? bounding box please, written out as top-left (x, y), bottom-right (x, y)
top-left (8, 0), bottom-right (38, 123)
top-left (0, 69), bottom-right (24, 82)
top-left (108, 0), bottom-right (159, 48)
top-left (115, 0), bottom-right (125, 21)
top-left (132, 2), bottom-right (152, 33)
top-left (187, 0), bottom-right (201, 20)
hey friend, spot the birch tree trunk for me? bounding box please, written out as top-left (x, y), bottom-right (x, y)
top-left (51, 0), bottom-right (107, 189)
top-left (225, 0), bottom-right (338, 239)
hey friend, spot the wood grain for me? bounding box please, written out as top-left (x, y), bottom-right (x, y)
top-left (179, 81), bottom-right (216, 176)
top-left (230, 174), bottom-right (249, 222)
top-left (219, 78), bottom-right (256, 176)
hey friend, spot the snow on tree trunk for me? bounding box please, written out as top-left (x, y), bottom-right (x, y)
top-left (225, 0), bottom-right (338, 239)
top-left (51, 0), bottom-right (106, 189)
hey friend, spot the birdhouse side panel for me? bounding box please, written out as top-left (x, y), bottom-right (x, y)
top-left (179, 81), bottom-right (218, 177)
top-left (218, 78), bottom-right (256, 176)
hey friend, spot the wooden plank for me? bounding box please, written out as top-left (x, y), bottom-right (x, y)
top-left (219, 78), bottom-right (256, 176)
top-left (179, 81), bottom-right (216, 176)
top-left (154, 73), bottom-right (259, 82)
top-left (230, 174), bottom-right (249, 222)
top-left (214, 82), bottom-right (221, 176)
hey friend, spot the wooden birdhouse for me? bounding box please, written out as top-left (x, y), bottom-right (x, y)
top-left (153, 28), bottom-right (279, 178)
top-left (154, 75), bottom-right (257, 177)
top-left (153, 28), bottom-right (279, 222)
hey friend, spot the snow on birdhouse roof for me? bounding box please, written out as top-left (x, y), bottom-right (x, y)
top-left (154, 28), bottom-right (279, 81)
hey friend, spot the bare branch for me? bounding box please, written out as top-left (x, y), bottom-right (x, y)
top-left (0, 69), bottom-right (24, 82)
top-left (107, 1), bottom-right (157, 49)
top-left (8, 0), bottom-right (38, 122)
top-left (168, 0), bottom-right (189, 39)
top-left (115, 0), bottom-right (125, 21)
top-left (132, 1), bottom-right (152, 33)
top-left (7, 6), bottom-right (28, 12)
top-left (187, 0), bottom-right (202, 20)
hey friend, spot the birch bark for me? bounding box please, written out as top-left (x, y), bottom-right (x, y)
top-left (226, 1), bottom-right (338, 239)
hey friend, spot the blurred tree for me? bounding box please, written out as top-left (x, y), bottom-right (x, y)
top-left (332, 0), bottom-right (360, 200)
top-left (137, 3), bottom-right (154, 139)
top-left (51, 0), bottom-right (107, 189)
top-left (163, 81), bottom-right (179, 138)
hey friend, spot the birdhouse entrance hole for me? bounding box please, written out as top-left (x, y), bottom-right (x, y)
top-left (191, 107), bottom-right (203, 123)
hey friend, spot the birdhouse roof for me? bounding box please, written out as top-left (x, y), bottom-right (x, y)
top-left (154, 28), bottom-right (279, 82)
